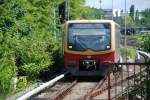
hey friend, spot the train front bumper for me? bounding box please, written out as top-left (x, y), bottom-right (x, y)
top-left (65, 66), bottom-right (108, 76)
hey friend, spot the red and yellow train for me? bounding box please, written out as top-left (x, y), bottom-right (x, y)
top-left (64, 20), bottom-right (121, 76)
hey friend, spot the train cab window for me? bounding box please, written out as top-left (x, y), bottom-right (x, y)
top-left (68, 23), bottom-right (111, 51)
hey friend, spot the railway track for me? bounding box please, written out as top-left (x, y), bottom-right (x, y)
top-left (51, 80), bottom-right (77, 100)
top-left (80, 77), bottom-right (106, 100)
top-left (30, 64), bottom-right (146, 100)
top-left (32, 79), bottom-right (77, 100)
top-left (32, 78), bottom-right (102, 100)
top-left (62, 82), bottom-right (98, 100)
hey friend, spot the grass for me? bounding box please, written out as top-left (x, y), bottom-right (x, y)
top-left (0, 93), bottom-right (7, 100)
top-left (0, 76), bottom-right (36, 100)
top-left (120, 47), bottom-right (136, 61)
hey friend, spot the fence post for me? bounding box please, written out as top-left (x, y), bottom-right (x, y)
top-left (108, 64), bottom-right (111, 100)
top-left (146, 65), bottom-right (150, 100)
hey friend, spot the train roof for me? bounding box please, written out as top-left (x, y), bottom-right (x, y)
top-left (66, 20), bottom-right (115, 23)
top-left (65, 20), bottom-right (120, 27)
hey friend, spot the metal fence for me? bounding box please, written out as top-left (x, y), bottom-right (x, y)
top-left (106, 63), bottom-right (150, 100)
top-left (81, 50), bottom-right (150, 100)
top-left (87, 63), bottom-right (150, 100)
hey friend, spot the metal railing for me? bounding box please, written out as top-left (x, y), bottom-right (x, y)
top-left (84, 63), bottom-right (149, 100)
top-left (86, 50), bottom-right (150, 100)
top-left (105, 50), bottom-right (150, 100)
top-left (107, 63), bottom-right (150, 100)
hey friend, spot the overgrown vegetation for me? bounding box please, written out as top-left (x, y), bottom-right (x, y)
top-left (141, 8), bottom-right (150, 27)
top-left (0, 0), bottom-right (61, 97)
top-left (136, 34), bottom-right (150, 53)
top-left (120, 47), bottom-right (136, 61)
top-left (133, 23), bottom-right (150, 100)
top-left (0, 0), bottom-right (103, 98)
top-left (81, 7), bottom-right (102, 19)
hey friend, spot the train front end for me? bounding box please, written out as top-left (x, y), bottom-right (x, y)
top-left (64, 20), bottom-right (117, 76)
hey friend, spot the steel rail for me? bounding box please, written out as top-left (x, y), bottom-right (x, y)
top-left (81, 77), bottom-right (107, 100)
top-left (50, 80), bottom-right (77, 100)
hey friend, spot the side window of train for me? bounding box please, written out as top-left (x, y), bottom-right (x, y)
top-left (116, 25), bottom-right (121, 48)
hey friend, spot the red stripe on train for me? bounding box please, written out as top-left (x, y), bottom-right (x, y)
top-left (64, 52), bottom-right (115, 67)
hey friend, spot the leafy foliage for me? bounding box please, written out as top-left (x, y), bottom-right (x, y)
top-left (137, 34), bottom-right (150, 53)
top-left (0, 32), bottom-right (17, 93)
top-left (69, 0), bottom-right (84, 19)
top-left (120, 47), bottom-right (136, 61)
top-left (129, 5), bottom-right (135, 20)
top-left (81, 7), bottom-right (102, 19)
top-left (0, 0), bottom-right (103, 95)
top-left (0, 0), bottom-right (60, 94)
top-left (142, 8), bottom-right (150, 27)
top-left (121, 16), bottom-right (134, 27)
top-left (16, 76), bottom-right (28, 92)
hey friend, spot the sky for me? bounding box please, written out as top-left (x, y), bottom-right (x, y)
top-left (85, 0), bottom-right (150, 11)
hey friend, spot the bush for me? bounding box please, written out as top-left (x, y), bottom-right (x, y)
top-left (0, 0), bottom-right (60, 94)
top-left (136, 34), bottom-right (150, 52)
top-left (0, 0), bottom-right (87, 96)
top-left (121, 47), bottom-right (136, 61)
top-left (0, 40), bottom-right (17, 94)
top-left (16, 76), bottom-right (28, 92)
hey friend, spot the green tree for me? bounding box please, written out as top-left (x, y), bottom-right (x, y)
top-left (81, 7), bottom-right (102, 19)
top-left (137, 34), bottom-right (150, 53)
top-left (122, 16), bottom-right (134, 27)
top-left (0, 0), bottom-right (60, 94)
top-left (0, 0), bottom-right (88, 95)
top-left (135, 9), bottom-right (139, 20)
top-left (68, 0), bottom-right (84, 19)
top-left (0, 32), bottom-right (17, 94)
top-left (135, 9), bottom-right (141, 25)
top-left (142, 8), bottom-right (150, 27)
top-left (130, 5), bottom-right (135, 20)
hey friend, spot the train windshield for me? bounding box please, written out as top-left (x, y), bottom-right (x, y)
top-left (68, 23), bottom-right (111, 51)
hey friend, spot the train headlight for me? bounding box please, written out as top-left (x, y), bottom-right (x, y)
top-left (106, 45), bottom-right (110, 49)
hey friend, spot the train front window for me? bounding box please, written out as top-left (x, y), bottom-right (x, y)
top-left (68, 23), bottom-right (111, 51)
